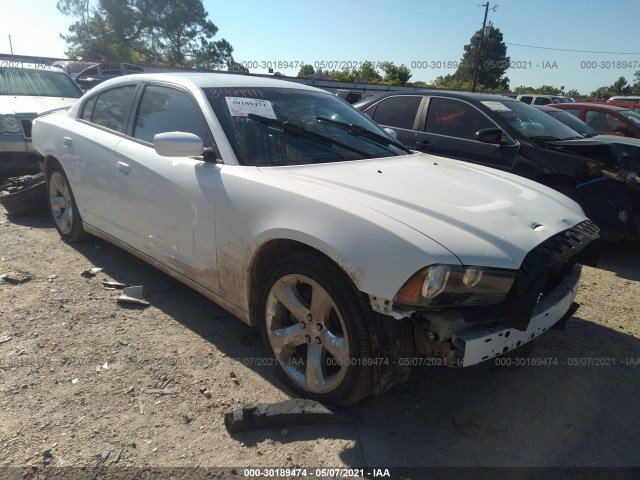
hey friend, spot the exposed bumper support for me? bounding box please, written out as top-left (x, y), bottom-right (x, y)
top-left (450, 264), bottom-right (582, 367)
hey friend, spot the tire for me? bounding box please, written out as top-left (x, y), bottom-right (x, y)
top-left (550, 184), bottom-right (585, 209)
top-left (46, 163), bottom-right (90, 242)
top-left (260, 252), bottom-right (374, 406)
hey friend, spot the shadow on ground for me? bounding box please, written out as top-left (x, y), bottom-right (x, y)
top-left (35, 215), bottom-right (640, 468)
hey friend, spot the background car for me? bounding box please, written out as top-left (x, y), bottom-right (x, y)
top-left (551, 102), bottom-right (640, 138)
top-left (354, 90), bottom-right (640, 239)
top-left (579, 100), bottom-right (640, 115)
top-left (52, 60), bottom-right (98, 79)
top-left (537, 104), bottom-right (640, 169)
top-left (32, 73), bottom-right (600, 404)
top-left (1, 63), bottom-right (82, 175)
top-left (516, 94), bottom-right (574, 105)
top-left (608, 95), bottom-right (640, 103)
top-left (74, 62), bottom-right (145, 91)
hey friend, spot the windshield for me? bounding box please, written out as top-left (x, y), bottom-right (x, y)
top-left (481, 99), bottom-right (582, 140)
top-left (546, 109), bottom-right (598, 137)
top-left (0, 67), bottom-right (82, 98)
top-left (204, 87), bottom-right (406, 166)
top-left (552, 97), bottom-right (573, 104)
top-left (619, 109), bottom-right (640, 127)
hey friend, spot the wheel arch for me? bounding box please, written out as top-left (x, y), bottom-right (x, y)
top-left (42, 155), bottom-right (62, 175)
top-left (247, 238), bottom-right (361, 327)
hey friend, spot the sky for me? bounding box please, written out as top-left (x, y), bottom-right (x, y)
top-left (1, 0), bottom-right (639, 95)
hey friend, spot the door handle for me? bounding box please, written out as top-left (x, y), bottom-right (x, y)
top-left (415, 140), bottom-right (433, 152)
top-left (63, 137), bottom-right (73, 147)
top-left (117, 161), bottom-right (130, 175)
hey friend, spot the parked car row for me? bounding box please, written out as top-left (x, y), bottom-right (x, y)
top-left (354, 90), bottom-right (640, 240)
top-left (29, 72), bottom-right (602, 404)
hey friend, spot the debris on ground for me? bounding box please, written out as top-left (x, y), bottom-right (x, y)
top-left (0, 271), bottom-right (34, 285)
top-left (224, 399), bottom-right (360, 433)
top-left (0, 174), bottom-right (47, 216)
top-left (117, 285), bottom-right (150, 305)
top-left (143, 388), bottom-right (177, 396)
top-left (81, 267), bottom-right (103, 278)
top-left (102, 280), bottom-right (128, 290)
top-left (0, 335), bottom-right (12, 344)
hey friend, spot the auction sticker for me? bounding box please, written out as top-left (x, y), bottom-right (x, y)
top-left (226, 97), bottom-right (276, 119)
top-left (481, 101), bottom-right (512, 111)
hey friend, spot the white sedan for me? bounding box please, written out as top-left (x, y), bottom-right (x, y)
top-left (32, 73), bottom-right (601, 405)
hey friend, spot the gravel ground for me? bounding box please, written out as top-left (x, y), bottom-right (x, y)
top-left (0, 205), bottom-right (639, 476)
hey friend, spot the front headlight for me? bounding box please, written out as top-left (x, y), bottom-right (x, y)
top-left (0, 114), bottom-right (22, 134)
top-left (394, 264), bottom-right (516, 309)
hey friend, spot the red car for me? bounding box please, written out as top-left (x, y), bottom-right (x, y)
top-left (580, 100), bottom-right (640, 115)
top-left (552, 103), bottom-right (640, 138)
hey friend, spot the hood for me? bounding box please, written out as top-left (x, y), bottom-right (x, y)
top-left (1, 96), bottom-right (78, 116)
top-left (549, 136), bottom-right (640, 170)
top-left (261, 154), bottom-right (587, 269)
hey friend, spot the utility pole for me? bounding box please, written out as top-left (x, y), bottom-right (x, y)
top-left (471, 2), bottom-right (490, 93)
top-left (9, 34), bottom-right (14, 56)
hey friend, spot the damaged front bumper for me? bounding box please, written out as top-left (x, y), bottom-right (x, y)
top-left (450, 264), bottom-right (581, 367)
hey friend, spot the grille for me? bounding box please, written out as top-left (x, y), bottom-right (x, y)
top-left (497, 220), bottom-right (602, 331)
top-left (516, 220), bottom-right (601, 295)
top-left (20, 120), bottom-right (33, 138)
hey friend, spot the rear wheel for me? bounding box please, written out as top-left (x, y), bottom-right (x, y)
top-left (261, 252), bottom-right (374, 405)
top-left (46, 164), bottom-right (89, 242)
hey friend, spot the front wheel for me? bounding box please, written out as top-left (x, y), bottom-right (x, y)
top-left (261, 252), bottom-right (374, 405)
top-left (46, 163), bottom-right (89, 242)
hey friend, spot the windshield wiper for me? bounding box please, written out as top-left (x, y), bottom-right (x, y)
top-left (529, 135), bottom-right (562, 142)
top-left (315, 116), bottom-right (412, 153)
top-left (247, 113), bottom-right (371, 158)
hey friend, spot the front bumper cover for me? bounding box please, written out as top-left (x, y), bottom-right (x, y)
top-left (450, 263), bottom-right (582, 367)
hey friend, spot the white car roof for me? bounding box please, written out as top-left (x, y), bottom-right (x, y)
top-left (90, 72), bottom-right (325, 93)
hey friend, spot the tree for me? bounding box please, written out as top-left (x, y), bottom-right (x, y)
top-left (227, 61), bottom-right (249, 74)
top-left (297, 64), bottom-right (315, 77)
top-left (450, 25), bottom-right (510, 90)
top-left (57, 0), bottom-right (237, 68)
top-left (379, 62), bottom-right (411, 85)
top-left (565, 89), bottom-right (580, 97)
top-left (590, 76), bottom-right (632, 99)
top-left (356, 61), bottom-right (382, 82)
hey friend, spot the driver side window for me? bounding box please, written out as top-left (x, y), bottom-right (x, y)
top-left (425, 97), bottom-right (494, 140)
top-left (133, 85), bottom-right (210, 145)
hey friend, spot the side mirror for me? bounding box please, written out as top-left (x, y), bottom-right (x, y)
top-left (384, 127), bottom-right (398, 139)
top-left (476, 127), bottom-right (503, 144)
top-left (153, 132), bottom-right (204, 157)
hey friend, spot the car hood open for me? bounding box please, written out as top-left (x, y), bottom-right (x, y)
top-left (548, 136), bottom-right (640, 170)
top-left (261, 153), bottom-right (587, 269)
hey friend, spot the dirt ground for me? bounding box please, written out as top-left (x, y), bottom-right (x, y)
top-left (1, 204), bottom-right (639, 476)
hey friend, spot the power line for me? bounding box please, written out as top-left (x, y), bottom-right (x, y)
top-left (506, 42), bottom-right (640, 55)
top-left (344, 0), bottom-right (479, 23)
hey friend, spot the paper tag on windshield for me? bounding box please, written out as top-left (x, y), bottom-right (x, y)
top-left (481, 101), bottom-right (512, 112)
top-left (226, 97), bottom-right (276, 119)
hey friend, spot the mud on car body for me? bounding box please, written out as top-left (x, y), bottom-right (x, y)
top-left (32, 73), bottom-right (601, 405)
